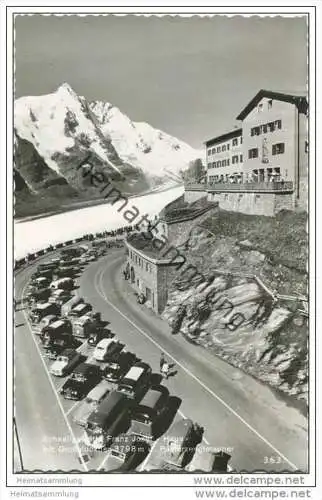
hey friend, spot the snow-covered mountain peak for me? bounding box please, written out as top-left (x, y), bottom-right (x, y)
top-left (89, 100), bottom-right (203, 177)
top-left (14, 83), bottom-right (203, 195)
top-left (14, 84), bottom-right (123, 182)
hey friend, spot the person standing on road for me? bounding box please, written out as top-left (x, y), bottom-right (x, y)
top-left (161, 361), bottom-right (170, 380)
top-left (160, 352), bottom-right (165, 372)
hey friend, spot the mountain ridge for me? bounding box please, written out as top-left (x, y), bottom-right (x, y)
top-left (14, 83), bottom-right (203, 199)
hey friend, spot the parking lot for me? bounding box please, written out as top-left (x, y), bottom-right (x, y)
top-left (14, 241), bottom-right (308, 474)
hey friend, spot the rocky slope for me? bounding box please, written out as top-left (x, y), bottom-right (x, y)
top-left (162, 210), bottom-right (308, 405)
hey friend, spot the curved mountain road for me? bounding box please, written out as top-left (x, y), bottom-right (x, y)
top-left (14, 248), bottom-right (308, 473)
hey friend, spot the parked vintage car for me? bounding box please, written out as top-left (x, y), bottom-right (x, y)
top-left (48, 289), bottom-right (72, 306)
top-left (44, 336), bottom-right (77, 360)
top-left (32, 268), bottom-right (54, 280)
top-left (128, 386), bottom-right (169, 441)
top-left (37, 259), bottom-right (59, 271)
top-left (102, 351), bottom-right (137, 385)
top-left (69, 302), bottom-right (92, 319)
top-left (72, 380), bottom-right (112, 427)
top-left (60, 363), bottom-right (101, 400)
top-left (93, 338), bottom-right (124, 362)
top-left (87, 328), bottom-right (113, 347)
top-left (41, 319), bottom-right (74, 359)
top-left (160, 419), bottom-right (204, 470)
top-left (101, 433), bottom-right (150, 472)
top-left (117, 362), bottom-right (152, 401)
top-left (186, 445), bottom-right (232, 473)
top-left (84, 391), bottom-right (131, 450)
top-left (60, 247), bottom-right (87, 258)
top-left (25, 288), bottom-right (51, 306)
top-left (33, 314), bottom-right (59, 335)
top-left (53, 266), bottom-right (79, 280)
top-left (72, 315), bottom-right (99, 338)
top-left (50, 277), bottom-right (74, 291)
top-left (29, 276), bottom-right (52, 290)
top-left (49, 348), bottom-right (83, 377)
top-left (29, 302), bottom-right (59, 324)
top-left (61, 296), bottom-right (84, 317)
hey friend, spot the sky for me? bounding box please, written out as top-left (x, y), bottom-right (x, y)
top-left (14, 15), bottom-right (308, 148)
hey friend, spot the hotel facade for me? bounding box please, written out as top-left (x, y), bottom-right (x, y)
top-left (196, 90), bottom-right (309, 216)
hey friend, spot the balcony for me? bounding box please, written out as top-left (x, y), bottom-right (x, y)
top-left (184, 183), bottom-right (207, 191)
top-left (207, 180), bottom-right (294, 194)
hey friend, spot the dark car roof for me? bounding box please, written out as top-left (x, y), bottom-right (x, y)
top-left (137, 387), bottom-right (168, 410)
top-left (73, 362), bottom-right (99, 375)
top-left (60, 348), bottom-right (78, 358)
top-left (162, 419), bottom-right (196, 463)
top-left (87, 391), bottom-right (129, 426)
top-left (105, 351), bottom-right (123, 365)
top-left (165, 418), bottom-right (194, 439)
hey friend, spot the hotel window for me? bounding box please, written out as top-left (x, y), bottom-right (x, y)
top-left (227, 144), bottom-right (230, 150)
top-left (222, 160), bottom-right (226, 167)
top-left (232, 138), bottom-right (238, 146)
top-left (240, 154), bottom-right (243, 163)
top-left (227, 159), bottom-right (230, 166)
top-left (146, 262), bottom-right (149, 272)
top-left (262, 124), bottom-right (268, 134)
top-left (222, 145), bottom-right (226, 152)
top-left (251, 127), bottom-right (260, 136)
top-left (258, 103), bottom-right (263, 112)
top-left (275, 120), bottom-right (282, 129)
top-left (217, 146), bottom-right (221, 153)
top-left (207, 163), bottom-right (212, 169)
top-left (248, 148), bottom-right (259, 159)
top-left (272, 143), bottom-right (285, 155)
top-left (218, 160), bottom-right (222, 167)
top-left (268, 99), bottom-right (273, 109)
top-left (212, 148), bottom-right (216, 154)
top-left (208, 149), bottom-right (212, 156)
top-left (232, 155), bottom-right (239, 164)
top-left (305, 140), bottom-right (309, 153)
top-left (240, 137), bottom-right (243, 144)
top-left (268, 122), bottom-right (275, 132)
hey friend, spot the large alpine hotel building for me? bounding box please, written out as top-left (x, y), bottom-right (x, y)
top-left (203, 90), bottom-right (308, 215)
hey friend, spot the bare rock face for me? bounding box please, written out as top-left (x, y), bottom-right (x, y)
top-left (163, 222), bottom-right (308, 404)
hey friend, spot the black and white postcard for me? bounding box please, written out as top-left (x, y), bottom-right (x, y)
top-left (1, 3), bottom-right (320, 500)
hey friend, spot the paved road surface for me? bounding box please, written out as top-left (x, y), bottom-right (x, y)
top-left (14, 249), bottom-right (308, 474)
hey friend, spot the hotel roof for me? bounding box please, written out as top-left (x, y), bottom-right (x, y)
top-left (236, 89), bottom-right (308, 120)
top-left (205, 128), bottom-right (242, 147)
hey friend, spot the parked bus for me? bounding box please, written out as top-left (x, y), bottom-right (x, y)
top-left (84, 391), bottom-right (131, 450)
top-left (73, 315), bottom-right (97, 338)
top-left (69, 302), bottom-right (92, 319)
top-left (50, 277), bottom-right (74, 291)
top-left (61, 296), bottom-right (84, 317)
